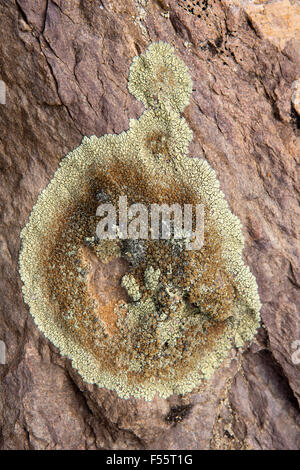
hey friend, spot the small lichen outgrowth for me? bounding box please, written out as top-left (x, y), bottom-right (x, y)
top-left (128, 41), bottom-right (193, 112)
top-left (144, 266), bottom-right (160, 292)
top-left (19, 42), bottom-right (261, 401)
top-left (121, 274), bottom-right (141, 301)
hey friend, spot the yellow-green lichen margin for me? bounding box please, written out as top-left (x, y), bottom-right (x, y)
top-left (19, 42), bottom-right (261, 401)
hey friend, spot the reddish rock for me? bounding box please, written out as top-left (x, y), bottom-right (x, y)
top-left (0, 0), bottom-right (299, 449)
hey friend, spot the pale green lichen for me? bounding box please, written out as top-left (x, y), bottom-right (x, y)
top-left (121, 274), bottom-right (141, 301)
top-left (144, 266), bottom-right (160, 291)
top-left (19, 42), bottom-right (261, 401)
top-left (128, 41), bottom-right (193, 112)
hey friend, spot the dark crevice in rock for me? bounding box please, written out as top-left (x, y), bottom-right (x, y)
top-left (287, 261), bottom-right (300, 289)
top-left (15, 0), bottom-right (30, 26)
top-left (169, 11), bottom-right (192, 41)
top-left (258, 346), bottom-right (300, 412)
top-left (245, 13), bottom-right (261, 38)
top-left (290, 106), bottom-right (300, 131)
top-left (115, 426), bottom-right (145, 450)
top-left (43, 0), bottom-right (49, 34)
top-left (37, 37), bottom-right (84, 136)
top-left (51, 0), bottom-right (76, 25)
top-left (66, 376), bottom-right (109, 449)
top-left (65, 366), bottom-right (146, 449)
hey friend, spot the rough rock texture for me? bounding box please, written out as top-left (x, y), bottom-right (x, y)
top-left (292, 79), bottom-right (300, 116)
top-left (0, 0), bottom-right (299, 450)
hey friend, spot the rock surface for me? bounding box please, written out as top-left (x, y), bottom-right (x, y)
top-left (0, 0), bottom-right (299, 450)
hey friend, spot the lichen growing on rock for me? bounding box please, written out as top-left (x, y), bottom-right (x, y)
top-left (19, 42), bottom-right (261, 401)
top-left (128, 41), bottom-right (193, 112)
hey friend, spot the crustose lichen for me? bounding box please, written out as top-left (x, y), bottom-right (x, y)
top-left (19, 42), bottom-right (261, 400)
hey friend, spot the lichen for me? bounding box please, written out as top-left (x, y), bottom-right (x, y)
top-left (19, 42), bottom-right (261, 401)
top-left (144, 266), bottom-right (160, 292)
top-left (121, 274), bottom-right (141, 301)
top-left (128, 42), bottom-right (193, 112)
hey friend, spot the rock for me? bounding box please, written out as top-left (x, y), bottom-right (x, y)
top-left (292, 79), bottom-right (300, 116)
top-left (242, 0), bottom-right (300, 52)
top-left (0, 0), bottom-right (299, 450)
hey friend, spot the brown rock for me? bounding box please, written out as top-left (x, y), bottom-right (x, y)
top-left (0, 0), bottom-right (299, 450)
top-left (243, 0), bottom-right (300, 51)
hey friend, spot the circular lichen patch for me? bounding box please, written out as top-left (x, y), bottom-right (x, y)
top-left (19, 43), bottom-right (261, 401)
top-left (128, 42), bottom-right (193, 112)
